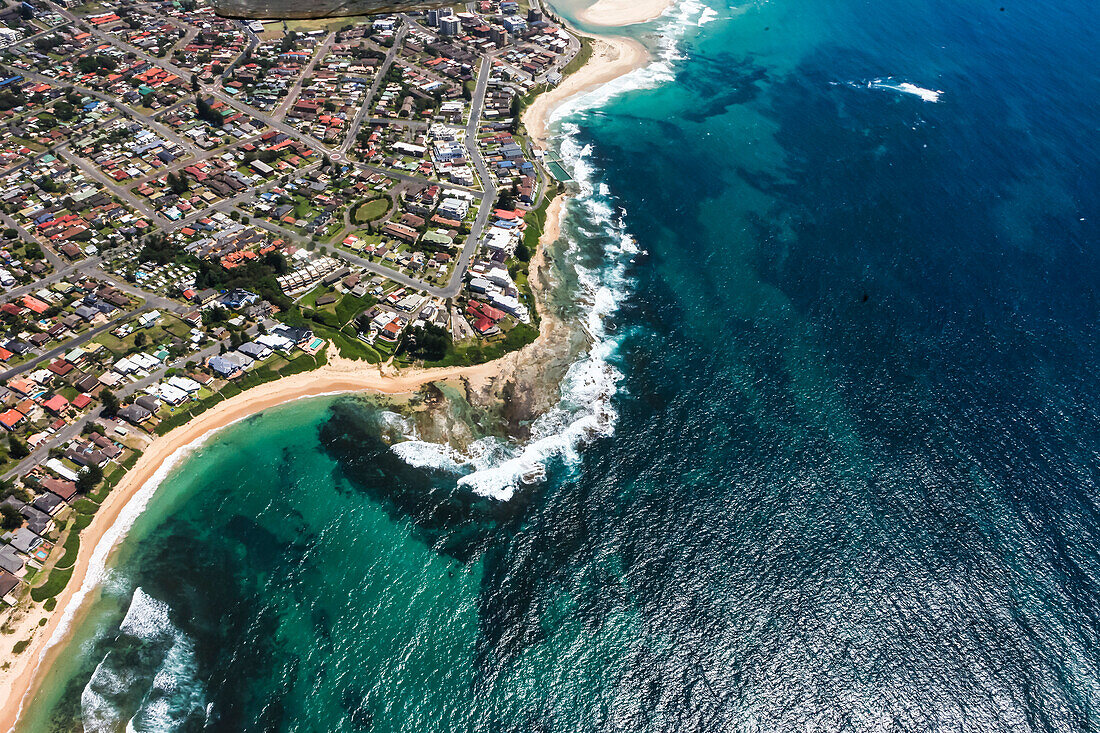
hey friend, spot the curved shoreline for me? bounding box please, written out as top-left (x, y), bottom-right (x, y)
top-left (0, 203), bottom-right (573, 733)
top-left (0, 10), bottom-right (649, 731)
top-left (523, 34), bottom-right (650, 147)
top-left (577, 0), bottom-right (675, 26)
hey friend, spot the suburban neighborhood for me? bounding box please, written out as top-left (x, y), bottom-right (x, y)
top-left (0, 0), bottom-right (582, 626)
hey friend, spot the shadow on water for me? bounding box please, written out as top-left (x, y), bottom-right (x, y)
top-left (318, 398), bottom-right (535, 564)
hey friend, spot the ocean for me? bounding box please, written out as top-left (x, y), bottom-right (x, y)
top-left (19, 0), bottom-right (1100, 729)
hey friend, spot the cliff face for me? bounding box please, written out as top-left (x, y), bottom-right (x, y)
top-left (211, 0), bottom-right (448, 19)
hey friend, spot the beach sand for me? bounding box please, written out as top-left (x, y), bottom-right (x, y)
top-left (578, 0), bottom-right (675, 26)
top-left (523, 34), bottom-right (650, 147)
top-left (0, 11), bottom-right (650, 729)
top-left (0, 359), bottom-right (502, 731)
top-left (0, 199), bottom-right (575, 732)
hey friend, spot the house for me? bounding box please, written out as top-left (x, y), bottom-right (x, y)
top-left (75, 374), bottom-right (100, 393)
top-left (167, 376), bottom-right (201, 394)
top-left (45, 459), bottom-right (80, 482)
top-left (7, 377), bottom-right (35, 396)
top-left (41, 394), bottom-right (69, 415)
top-left (438, 197), bottom-right (470, 219)
top-left (47, 359), bottom-right (74, 377)
top-left (134, 395), bottom-right (161, 412)
top-left (8, 527), bottom-right (41, 554)
top-left (74, 305), bottom-right (99, 322)
top-left (207, 356), bottom-right (240, 379)
top-left (0, 409), bottom-right (24, 431)
top-left (257, 333), bottom-right (293, 352)
top-left (21, 502), bottom-right (51, 534)
top-left (196, 289), bottom-right (219, 305)
top-left (224, 351), bottom-right (255, 370)
top-left (0, 570), bottom-right (18, 603)
top-left (40, 478), bottom-right (77, 501)
top-left (238, 342), bottom-right (272, 360)
top-left (117, 403), bottom-right (152, 425)
top-left (0, 544), bottom-right (24, 575)
top-left (272, 325), bottom-right (313, 346)
top-left (382, 222), bottom-right (419, 244)
top-left (220, 289), bottom-right (259, 310)
top-left (32, 492), bottom-right (64, 516)
top-left (155, 384), bottom-right (188, 405)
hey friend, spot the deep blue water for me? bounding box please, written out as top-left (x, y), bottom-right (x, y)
top-left (23, 0), bottom-right (1100, 729)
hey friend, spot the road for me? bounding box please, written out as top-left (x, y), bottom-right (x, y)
top-left (338, 23), bottom-right (409, 156)
top-left (272, 31), bottom-right (335, 121)
top-left (443, 55), bottom-right (496, 298)
top-left (0, 305), bottom-right (154, 383)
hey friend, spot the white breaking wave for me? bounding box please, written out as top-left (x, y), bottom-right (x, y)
top-left (14, 413), bottom-right (269, 727)
top-left (81, 588), bottom-right (208, 732)
top-left (863, 78), bottom-right (943, 102)
top-left (389, 4), bottom-right (706, 500)
top-left (118, 587), bottom-right (174, 641)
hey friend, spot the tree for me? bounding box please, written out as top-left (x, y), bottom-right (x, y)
top-left (53, 101), bottom-right (75, 121)
top-left (167, 172), bottom-right (189, 195)
top-left (77, 464), bottom-right (103, 493)
top-left (399, 324), bottom-right (451, 362)
top-left (134, 332), bottom-right (147, 347)
top-left (202, 307), bottom-right (229, 325)
top-left (515, 240), bottom-right (531, 262)
top-left (8, 435), bottom-right (28, 459)
top-left (195, 95), bottom-right (222, 127)
top-left (100, 388), bottom-right (119, 417)
top-left (510, 95), bottom-right (521, 130)
top-left (0, 504), bottom-right (21, 531)
top-left (264, 251), bottom-right (288, 275)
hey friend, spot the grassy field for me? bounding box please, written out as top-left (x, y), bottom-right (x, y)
top-left (354, 197), bottom-right (390, 224)
top-left (259, 16), bottom-right (375, 40)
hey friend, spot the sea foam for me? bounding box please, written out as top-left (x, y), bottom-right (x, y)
top-left (866, 78), bottom-right (943, 102)
top-left (81, 588), bottom-right (208, 732)
top-left (389, 0), bottom-right (706, 500)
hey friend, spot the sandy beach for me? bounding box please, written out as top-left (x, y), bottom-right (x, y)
top-left (578, 0), bottom-right (675, 26)
top-left (0, 358), bottom-right (505, 731)
top-left (0, 6), bottom-right (646, 728)
top-left (0, 197), bottom-right (573, 731)
top-left (523, 33), bottom-right (650, 147)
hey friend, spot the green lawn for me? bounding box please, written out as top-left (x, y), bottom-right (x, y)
top-left (353, 197), bottom-right (390, 224)
top-left (298, 284), bottom-right (330, 309)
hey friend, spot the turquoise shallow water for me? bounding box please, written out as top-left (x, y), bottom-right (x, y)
top-left (20, 0), bottom-right (1100, 729)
